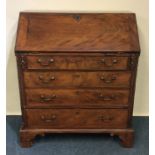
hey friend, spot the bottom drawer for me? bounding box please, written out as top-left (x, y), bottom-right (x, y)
top-left (25, 109), bottom-right (128, 129)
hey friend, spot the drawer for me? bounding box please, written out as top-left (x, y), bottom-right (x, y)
top-left (26, 55), bottom-right (129, 70)
top-left (25, 89), bottom-right (130, 108)
top-left (25, 109), bottom-right (128, 129)
top-left (24, 71), bottom-right (131, 88)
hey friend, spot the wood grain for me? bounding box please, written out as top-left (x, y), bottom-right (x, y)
top-left (15, 13), bottom-right (140, 148)
top-left (26, 55), bottom-right (129, 70)
top-left (15, 13), bottom-right (140, 53)
top-left (25, 109), bottom-right (128, 129)
top-left (25, 88), bottom-right (130, 108)
top-left (24, 71), bottom-right (131, 88)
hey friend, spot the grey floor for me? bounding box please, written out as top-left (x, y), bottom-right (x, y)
top-left (6, 116), bottom-right (149, 155)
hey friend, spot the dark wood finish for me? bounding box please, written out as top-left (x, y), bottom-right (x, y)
top-left (20, 127), bottom-right (134, 148)
top-left (15, 12), bottom-right (140, 148)
top-left (24, 71), bottom-right (131, 88)
top-left (25, 88), bottom-right (130, 108)
top-left (118, 130), bottom-right (134, 147)
top-left (25, 109), bottom-right (128, 129)
top-left (26, 55), bottom-right (129, 70)
top-left (15, 13), bottom-right (140, 52)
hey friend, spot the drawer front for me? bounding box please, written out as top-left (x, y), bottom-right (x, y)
top-left (25, 89), bottom-right (130, 108)
top-left (26, 109), bottom-right (128, 129)
top-left (24, 71), bottom-right (131, 88)
top-left (26, 55), bottom-right (129, 70)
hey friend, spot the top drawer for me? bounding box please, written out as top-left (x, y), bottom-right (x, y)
top-left (25, 55), bottom-right (129, 70)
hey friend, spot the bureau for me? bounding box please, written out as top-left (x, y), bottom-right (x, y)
top-left (15, 12), bottom-right (140, 148)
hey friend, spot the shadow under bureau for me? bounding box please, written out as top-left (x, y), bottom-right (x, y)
top-left (15, 12), bottom-right (140, 148)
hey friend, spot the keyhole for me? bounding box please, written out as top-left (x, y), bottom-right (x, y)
top-left (73, 15), bottom-right (81, 21)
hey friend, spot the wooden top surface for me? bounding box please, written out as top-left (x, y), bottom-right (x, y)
top-left (15, 12), bottom-right (140, 53)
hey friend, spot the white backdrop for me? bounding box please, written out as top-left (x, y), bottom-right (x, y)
top-left (6, 0), bottom-right (149, 115)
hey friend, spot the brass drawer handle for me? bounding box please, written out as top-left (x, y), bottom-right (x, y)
top-left (98, 116), bottom-right (113, 121)
top-left (100, 75), bottom-right (116, 83)
top-left (40, 94), bottom-right (56, 102)
top-left (38, 75), bottom-right (55, 83)
top-left (37, 58), bottom-right (54, 66)
top-left (41, 115), bottom-right (57, 122)
top-left (101, 58), bottom-right (118, 67)
top-left (99, 94), bottom-right (116, 101)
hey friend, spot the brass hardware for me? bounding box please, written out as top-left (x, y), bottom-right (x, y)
top-left (40, 94), bottom-right (56, 102)
top-left (41, 114), bottom-right (57, 122)
top-left (50, 76), bottom-right (55, 80)
top-left (101, 58), bottom-right (118, 67)
top-left (98, 116), bottom-right (113, 121)
top-left (38, 75), bottom-right (55, 83)
top-left (37, 58), bottom-right (54, 66)
top-left (100, 76), bottom-right (105, 80)
top-left (99, 94), bottom-right (116, 101)
top-left (100, 75), bottom-right (116, 83)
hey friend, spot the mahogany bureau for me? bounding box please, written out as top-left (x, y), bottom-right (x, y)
top-left (15, 12), bottom-right (140, 148)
